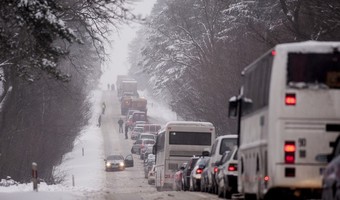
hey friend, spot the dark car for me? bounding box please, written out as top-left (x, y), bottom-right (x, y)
top-left (322, 154), bottom-right (340, 200)
top-left (104, 154), bottom-right (134, 171)
top-left (189, 156), bottom-right (210, 191)
top-left (174, 162), bottom-right (187, 191)
top-left (216, 147), bottom-right (238, 198)
top-left (182, 156), bottom-right (200, 191)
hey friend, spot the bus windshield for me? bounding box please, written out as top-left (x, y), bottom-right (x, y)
top-left (287, 53), bottom-right (340, 89)
top-left (169, 131), bottom-right (211, 145)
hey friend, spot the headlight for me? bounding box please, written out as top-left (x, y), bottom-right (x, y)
top-left (106, 162), bottom-right (111, 167)
top-left (119, 162), bottom-right (125, 167)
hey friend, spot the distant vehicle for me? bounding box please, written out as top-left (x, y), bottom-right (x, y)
top-left (216, 147), bottom-right (238, 198)
top-left (144, 154), bottom-right (155, 178)
top-left (137, 133), bottom-right (156, 141)
top-left (131, 139), bottom-right (155, 155)
top-left (142, 124), bottom-right (162, 135)
top-left (205, 134), bottom-right (238, 194)
top-left (120, 96), bottom-right (132, 115)
top-left (154, 121), bottom-right (215, 191)
top-left (126, 109), bottom-right (139, 121)
top-left (119, 80), bottom-right (138, 98)
top-left (148, 165), bottom-right (156, 185)
top-left (174, 162), bottom-right (187, 191)
top-left (228, 41), bottom-right (340, 200)
top-left (182, 156), bottom-right (200, 191)
top-left (104, 154), bottom-right (133, 171)
top-left (130, 127), bottom-right (144, 140)
top-left (190, 156), bottom-right (210, 191)
top-left (116, 75), bottom-right (137, 97)
top-left (140, 144), bottom-right (153, 160)
top-left (322, 155), bottom-right (340, 200)
top-left (130, 98), bottom-right (148, 115)
top-left (126, 111), bottom-right (147, 128)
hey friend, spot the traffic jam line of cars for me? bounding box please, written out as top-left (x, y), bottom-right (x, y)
top-left (174, 135), bottom-right (239, 199)
top-left (105, 104), bottom-right (242, 199)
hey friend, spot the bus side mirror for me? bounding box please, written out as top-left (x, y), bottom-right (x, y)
top-left (228, 96), bottom-right (238, 119)
top-left (242, 97), bottom-right (253, 113)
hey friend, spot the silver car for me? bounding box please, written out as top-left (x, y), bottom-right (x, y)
top-left (131, 139), bottom-right (155, 155)
top-left (104, 154), bottom-right (125, 171)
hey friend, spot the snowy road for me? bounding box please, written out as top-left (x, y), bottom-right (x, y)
top-left (100, 90), bottom-right (221, 200)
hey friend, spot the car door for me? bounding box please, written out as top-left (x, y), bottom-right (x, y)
top-left (124, 154), bottom-right (134, 167)
top-left (132, 140), bottom-right (142, 153)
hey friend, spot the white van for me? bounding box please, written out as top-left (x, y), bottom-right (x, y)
top-left (206, 134), bottom-right (238, 193)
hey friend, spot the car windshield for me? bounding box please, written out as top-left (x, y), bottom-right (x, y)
top-left (134, 127), bottom-right (143, 132)
top-left (107, 155), bottom-right (124, 160)
top-left (141, 135), bottom-right (154, 140)
top-left (143, 140), bottom-right (155, 145)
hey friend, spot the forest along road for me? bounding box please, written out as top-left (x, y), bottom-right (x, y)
top-left (100, 90), bottom-right (221, 200)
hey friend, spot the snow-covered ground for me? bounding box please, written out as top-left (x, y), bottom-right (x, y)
top-left (0, 0), bottom-right (171, 199)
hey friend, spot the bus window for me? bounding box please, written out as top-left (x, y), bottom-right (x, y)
top-left (287, 53), bottom-right (340, 89)
top-left (169, 132), bottom-right (211, 145)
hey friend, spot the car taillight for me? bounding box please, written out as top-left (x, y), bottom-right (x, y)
top-left (228, 164), bottom-right (237, 171)
top-left (284, 141), bottom-right (295, 164)
top-left (196, 168), bottom-right (203, 174)
top-left (214, 167), bottom-right (218, 173)
top-left (285, 93), bottom-right (296, 106)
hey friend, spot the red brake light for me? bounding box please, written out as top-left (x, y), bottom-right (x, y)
top-left (196, 168), bottom-right (203, 174)
top-left (285, 93), bottom-right (296, 106)
top-left (284, 141), bottom-right (295, 164)
top-left (214, 167), bottom-right (218, 173)
top-left (264, 176), bottom-right (270, 181)
top-left (228, 164), bottom-right (237, 171)
top-left (271, 50), bottom-right (276, 56)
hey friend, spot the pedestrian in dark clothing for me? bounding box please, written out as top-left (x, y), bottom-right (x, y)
top-left (118, 118), bottom-right (124, 133)
top-left (98, 114), bottom-right (102, 127)
top-left (102, 102), bottom-right (106, 114)
top-left (125, 126), bottom-right (128, 139)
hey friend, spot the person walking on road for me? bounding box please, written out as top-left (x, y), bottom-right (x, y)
top-left (118, 118), bottom-right (124, 133)
top-left (125, 126), bottom-right (128, 139)
top-left (98, 114), bottom-right (102, 127)
top-left (102, 102), bottom-right (106, 114)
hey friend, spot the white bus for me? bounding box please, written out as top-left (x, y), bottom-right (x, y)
top-left (229, 41), bottom-right (340, 200)
top-left (154, 121), bottom-right (215, 191)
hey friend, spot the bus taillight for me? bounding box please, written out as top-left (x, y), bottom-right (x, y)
top-left (285, 93), bottom-right (296, 106)
top-left (284, 141), bottom-right (295, 164)
top-left (271, 50), bottom-right (276, 56)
